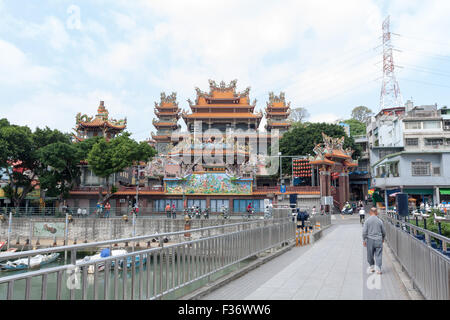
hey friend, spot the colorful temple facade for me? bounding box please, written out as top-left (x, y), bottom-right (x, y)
top-left (310, 133), bottom-right (358, 212)
top-left (66, 80), bottom-right (356, 215)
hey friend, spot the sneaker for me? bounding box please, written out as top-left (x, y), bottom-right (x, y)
top-left (369, 265), bottom-right (375, 273)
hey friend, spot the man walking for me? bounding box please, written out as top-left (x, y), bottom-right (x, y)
top-left (362, 207), bottom-right (385, 274)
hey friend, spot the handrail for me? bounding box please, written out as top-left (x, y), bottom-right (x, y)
top-left (0, 218), bottom-right (289, 261)
top-left (0, 216), bottom-right (295, 300)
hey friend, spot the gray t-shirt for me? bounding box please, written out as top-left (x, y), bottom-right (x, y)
top-left (362, 215), bottom-right (386, 242)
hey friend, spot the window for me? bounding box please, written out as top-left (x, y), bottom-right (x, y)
top-left (233, 199), bottom-right (265, 213)
top-left (210, 199), bottom-right (229, 212)
top-left (405, 121), bottom-right (421, 129)
top-left (405, 138), bottom-right (418, 146)
top-left (411, 162), bottom-right (431, 176)
top-left (423, 121), bottom-right (440, 129)
top-left (425, 138), bottom-right (443, 146)
top-left (154, 199), bottom-right (184, 212)
top-left (444, 121), bottom-right (450, 131)
top-left (187, 199), bottom-right (206, 210)
top-left (433, 167), bottom-right (441, 176)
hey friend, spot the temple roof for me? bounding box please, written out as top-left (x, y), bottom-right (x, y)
top-left (182, 112), bottom-right (262, 119)
top-left (75, 101), bottom-right (127, 131)
top-left (309, 133), bottom-right (357, 168)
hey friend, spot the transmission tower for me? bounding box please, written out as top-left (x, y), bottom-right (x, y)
top-left (380, 16), bottom-right (403, 110)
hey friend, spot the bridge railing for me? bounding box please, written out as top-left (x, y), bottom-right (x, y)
top-left (0, 217), bottom-right (295, 300)
top-left (381, 213), bottom-right (450, 300)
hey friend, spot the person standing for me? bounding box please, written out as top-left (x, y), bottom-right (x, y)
top-left (104, 202), bottom-right (111, 218)
top-left (362, 207), bottom-right (386, 274)
top-left (172, 203), bottom-right (176, 219)
top-left (165, 203), bottom-right (171, 218)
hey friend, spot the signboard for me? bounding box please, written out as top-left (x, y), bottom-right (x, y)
top-left (280, 185), bottom-right (286, 193)
top-left (33, 222), bottom-right (65, 238)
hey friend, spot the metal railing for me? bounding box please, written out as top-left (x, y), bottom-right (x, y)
top-left (1, 207), bottom-right (274, 218)
top-left (382, 213), bottom-right (450, 300)
top-left (0, 217), bottom-right (295, 300)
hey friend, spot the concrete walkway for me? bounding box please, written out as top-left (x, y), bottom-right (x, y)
top-left (202, 215), bottom-right (410, 300)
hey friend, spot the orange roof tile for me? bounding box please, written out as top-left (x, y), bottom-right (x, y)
top-left (267, 122), bottom-right (291, 126)
top-left (78, 118), bottom-right (126, 130)
top-left (183, 113), bottom-right (262, 119)
top-left (153, 122), bottom-right (178, 127)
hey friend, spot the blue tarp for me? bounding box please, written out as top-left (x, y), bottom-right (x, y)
top-left (100, 248), bottom-right (111, 258)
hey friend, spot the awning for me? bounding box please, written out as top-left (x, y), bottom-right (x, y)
top-left (440, 188), bottom-right (450, 195)
top-left (403, 188), bottom-right (433, 195)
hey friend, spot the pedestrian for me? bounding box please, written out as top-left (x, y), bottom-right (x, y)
top-left (165, 203), bottom-right (171, 218)
top-left (172, 203), bottom-right (176, 219)
top-left (77, 207), bottom-right (82, 217)
top-left (362, 207), bottom-right (386, 274)
top-left (359, 206), bottom-right (366, 224)
top-left (104, 202), bottom-right (111, 218)
top-left (296, 208), bottom-right (309, 231)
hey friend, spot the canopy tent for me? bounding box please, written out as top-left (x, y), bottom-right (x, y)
top-left (403, 188), bottom-right (433, 195)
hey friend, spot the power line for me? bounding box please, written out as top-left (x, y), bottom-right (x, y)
top-left (398, 77), bottom-right (450, 89)
top-left (396, 34), bottom-right (450, 49)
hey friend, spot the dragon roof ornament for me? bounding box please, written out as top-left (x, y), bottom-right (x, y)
top-left (158, 92), bottom-right (178, 106)
top-left (208, 79), bottom-right (237, 92)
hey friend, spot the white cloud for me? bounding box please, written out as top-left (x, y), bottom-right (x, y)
top-left (0, 39), bottom-right (57, 86)
top-left (309, 113), bottom-right (341, 123)
top-left (2, 90), bottom-right (132, 133)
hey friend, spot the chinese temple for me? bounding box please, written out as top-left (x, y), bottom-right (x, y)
top-left (310, 133), bottom-right (357, 212)
top-left (151, 92), bottom-right (181, 154)
top-left (73, 101), bottom-right (127, 142)
top-left (67, 81), bottom-right (323, 215)
top-left (265, 92), bottom-right (291, 134)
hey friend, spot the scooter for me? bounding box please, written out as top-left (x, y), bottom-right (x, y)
top-left (341, 207), bottom-right (353, 215)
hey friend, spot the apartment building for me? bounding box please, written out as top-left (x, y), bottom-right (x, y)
top-left (368, 101), bottom-right (450, 204)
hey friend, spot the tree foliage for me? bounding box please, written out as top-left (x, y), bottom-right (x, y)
top-left (0, 120), bottom-right (75, 207)
top-left (289, 107), bottom-right (310, 123)
top-left (351, 106), bottom-right (373, 123)
top-left (279, 122), bottom-right (361, 178)
top-left (342, 119), bottom-right (366, 136)
top-left (87, 132), bottom-right (156, 202)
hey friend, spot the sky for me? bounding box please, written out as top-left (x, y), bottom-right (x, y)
top-left (0, 0), bottom-right (450, 141)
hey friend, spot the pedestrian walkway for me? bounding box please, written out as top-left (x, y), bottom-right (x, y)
top-left (202, 216), bottom-right (410, 300)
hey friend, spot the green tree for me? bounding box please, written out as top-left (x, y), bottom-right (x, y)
top-left (38, 142), bottom-right (84, 202)
top-left (342, 119), bottom-right (366, 136)
top-left (351, 106), bottom-right (373, 123)
top-left (87, 132), bottom-right (156, 203)
top-left (0, 120), bottom-right (73, 208)
top-left (279, 122), bottom-right (361, 179)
